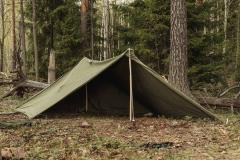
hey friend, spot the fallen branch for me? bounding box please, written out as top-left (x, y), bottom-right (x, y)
top-left (219, 84), bottom-right (240, 97)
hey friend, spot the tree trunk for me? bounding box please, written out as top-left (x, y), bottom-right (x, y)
top-left (90, 0), bottom-right (94, 59)
top-left (111, 1), bottom-right (115, 56)
top-left (48, 49), bottom-right (55, 84)
top-left (20, 0), bottom-right (27, 75)
top-left (32, 0), bottom-right (39, 81)
top-left (80, 0), bottom-right (89, 34)
top-left (236, 1), bottom-right (240, 81)
top-left (0, 0), bottom-right (5, 72)
top-left (11, 0), bottom-right (16, 72)
top-left (103, 0), bottom-right (111, 59)
top-left (223, 0), bottom-right (228, 55)
top-left (117, 14), bottom-right (122, 50)
top-left (100, 13), bottom-right (104, 60)
top-left (169, 0), bottom-right (191, 96)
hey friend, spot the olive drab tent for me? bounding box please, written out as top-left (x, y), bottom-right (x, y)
top-left (16, 49), bottom-right (219, 120)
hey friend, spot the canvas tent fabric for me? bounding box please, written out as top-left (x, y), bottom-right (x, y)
top-left (16, 51), bottom-right (219, 120)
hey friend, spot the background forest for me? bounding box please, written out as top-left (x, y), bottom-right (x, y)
top-left (2, 1), bottom-right (240, 159)
top-left (0, 0), bottom-right (239, 95)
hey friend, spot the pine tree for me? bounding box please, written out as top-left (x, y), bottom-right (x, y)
top-left (20, 0), bottom-right (27, 75)
top-left (169, 0), bottom-right (191, 95)
top-left (11, 0), bottom-right (17, 72)
top-left (32, 0), bottom-right (39, 80)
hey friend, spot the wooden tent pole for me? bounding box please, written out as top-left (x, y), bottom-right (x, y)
top-left (128, 48), bottom-right (134, 121)
top-left (132, 49), bottom-right (135, 121)
top-left (86, 84), bottom-right (88, 112)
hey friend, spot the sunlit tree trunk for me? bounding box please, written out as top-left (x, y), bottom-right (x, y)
top-left (11, 0), bottom-right (16, 72)
top-left (103, 0), bottom-right (111, 59)
top-left (81, 0), bottom-right (89, 34)
top-left (169, 0), bottom-right (191, 96)
top-left (32, 0), bottom-right (39, 81)
top-left (236, 1), bottom-right (240, 81)
top-left (100, 15), bottom-right (104, 60)
top-left (0, 0), bottom-right (5, 72)
top-left (48, 49), bottom-right (55, 84)
top-left (20, 0), bottom-right (27, 75)
top-left (90, 0), bottom-right (94, 59)
top-left (223, 0), bottom-right (228, 55)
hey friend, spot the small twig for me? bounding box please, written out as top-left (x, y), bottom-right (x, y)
top-left (219, 85), bottom-right (240, 97)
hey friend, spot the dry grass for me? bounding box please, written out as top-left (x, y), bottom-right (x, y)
top-left (1, 86), bottom-right (240, 159)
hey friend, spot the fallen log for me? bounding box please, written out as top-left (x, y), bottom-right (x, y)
top-left (197, 97), bottom-right (240, 109)
top-left (0, 80), bottom-right (49, 100)
top-left (22, 80), bottom-right (49, 89)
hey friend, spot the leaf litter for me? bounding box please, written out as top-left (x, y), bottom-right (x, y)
top-left (0, 87), bottom-right (240, 159)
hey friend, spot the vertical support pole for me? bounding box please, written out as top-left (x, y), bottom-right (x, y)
top-left (86, 84), bottom-right (88, 112)
top-left (128, 48), bottom-right (135, 122)
top-left (132, 49), bottom-right (135, 121)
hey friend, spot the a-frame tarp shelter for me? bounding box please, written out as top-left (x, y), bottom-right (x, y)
top-left (16, 50), bottom-right (219, 120)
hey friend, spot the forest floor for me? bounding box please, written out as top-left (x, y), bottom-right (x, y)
top-left (1, 86), bottom-right (240, 160)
